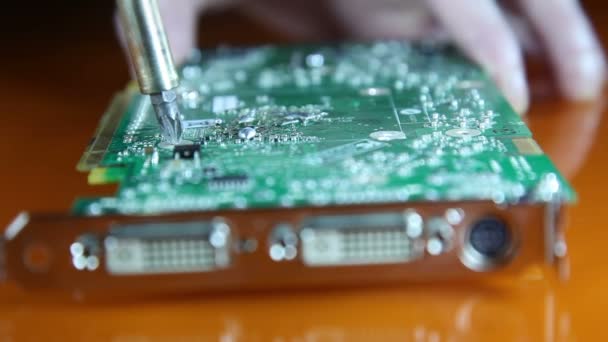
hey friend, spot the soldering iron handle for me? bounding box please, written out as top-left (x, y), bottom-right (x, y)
top-left (116, 0), bottom-right (179, 94)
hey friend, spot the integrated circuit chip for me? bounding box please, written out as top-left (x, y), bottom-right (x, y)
top-left (209, 174), bottom-right (249, 190)
top-left (173, 143), bottom-right (200, 159)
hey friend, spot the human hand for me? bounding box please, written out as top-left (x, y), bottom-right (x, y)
top-left (119, 0), bottom-right (606, 113)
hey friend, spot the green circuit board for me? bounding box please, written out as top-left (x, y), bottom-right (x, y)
top-left (74, 41), bottom-right (575, 215)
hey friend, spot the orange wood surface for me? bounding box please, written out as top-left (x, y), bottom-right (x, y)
top-left (0, 2), bottom-right (608, 340)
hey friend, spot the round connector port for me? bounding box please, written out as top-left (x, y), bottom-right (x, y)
top-left (469, 218), bottom-right (511, 257)
top-left (461, 217), bottom-right (515, 271)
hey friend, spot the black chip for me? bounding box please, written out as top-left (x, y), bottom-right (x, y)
top-left (202, 166), bottom-right (217, 176)
top-left (209, 174), bottom-right (249, 188)
top-left (173, 144), bottom-right (200, 159)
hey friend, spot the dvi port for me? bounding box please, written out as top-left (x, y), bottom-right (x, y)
top-left (104, 219), bottom-right (230, 275)
top-left (300, 211), bottom-right (424, 266)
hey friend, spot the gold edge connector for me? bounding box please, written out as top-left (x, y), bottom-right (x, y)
top-left (76, 88), bottom-right (136, 172)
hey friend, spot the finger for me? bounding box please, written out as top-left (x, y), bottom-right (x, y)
top-left (241, 0), bottom-right (341, 40)
top-left (157, 0), bottom-right (203, 64)
top-left (503, 11), bottom-right (542, 56)
top-left (115, 0), bottom-right (205, 67)
top-left (428, 0), bottom-right (529, 113)
top-left (114, 12), bottom-right (136, 78)
top-left (330, 0), bottom-right (438, 40)
top-left (518, 0), bottom-right (606, 100)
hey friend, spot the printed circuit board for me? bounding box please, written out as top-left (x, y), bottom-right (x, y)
top-left (2, 42), bottom-right (574, 295)
top-left (76, 41), bottom-right (574, 215)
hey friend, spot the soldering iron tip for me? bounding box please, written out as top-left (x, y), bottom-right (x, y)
top-left (150, 90), bottom-right (184, 144)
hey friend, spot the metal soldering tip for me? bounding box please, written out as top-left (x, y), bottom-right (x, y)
top-left (150, 90), bottom-right (183, 144)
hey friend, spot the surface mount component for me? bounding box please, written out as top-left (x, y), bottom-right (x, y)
top-left (2, 42), bottom-right (573, 296)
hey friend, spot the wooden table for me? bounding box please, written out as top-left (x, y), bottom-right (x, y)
top-left (0, 1), bottom-right (607, 340)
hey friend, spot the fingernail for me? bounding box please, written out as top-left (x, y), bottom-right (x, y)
top-left (561, 51), bottom-right (607, 100)
top-left (504, 71), bottom-right (529, 115)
